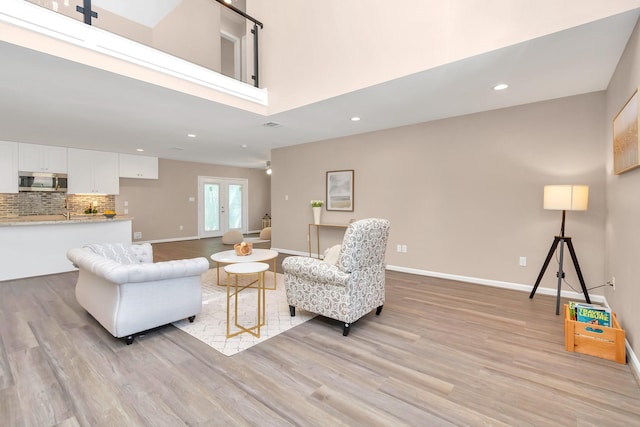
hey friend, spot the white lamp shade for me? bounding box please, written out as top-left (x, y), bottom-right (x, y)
top-left (543, 185), bottom-right (589, 211)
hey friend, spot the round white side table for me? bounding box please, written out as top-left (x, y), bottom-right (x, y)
top-left (211, 248), bottom-right (279, 289)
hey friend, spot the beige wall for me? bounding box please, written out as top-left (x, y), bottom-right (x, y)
top-left (272, 92), bottom-right (605, 291)
top-left (153, 0), bottom-right (221, 71)
top-left (91, 6), bottom-right (153, 46)
top-left (117, 158), bottom-right (270, 242)
top-left (34, 0), bottom-right (220, 71)
top-left (251, 0), bottom-right (640, 114)
top-left (28, 1), bottom-right (152, 45)
top-left (605, 19), bottom-right (640, 364)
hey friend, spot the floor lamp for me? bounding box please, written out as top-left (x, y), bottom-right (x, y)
top-left (529, 185), bottom-right (592, 315)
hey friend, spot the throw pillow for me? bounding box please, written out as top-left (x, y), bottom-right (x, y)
top-left (323, 244), bottom-right (341, 266)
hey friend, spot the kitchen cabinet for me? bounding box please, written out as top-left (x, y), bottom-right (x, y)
top-left (18, 143), bottom-right (67, 173)
top-left (0, 218), bottom-right (132, 281)
top-left (0, 141), bottom-right (18, 193)
top-left (119, 154), bottom-right (158, 179)
top-left (68, 148), bottom-right (119, 194)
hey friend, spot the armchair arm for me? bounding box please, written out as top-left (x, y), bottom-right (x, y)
top-left (282, 256), bottom-right (349, 287)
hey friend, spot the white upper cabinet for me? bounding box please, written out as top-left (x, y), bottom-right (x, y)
top-left (68, 148), bottom-right (119, 194)
top-left (119, 154), bottom-right (159, 179)
top-left (18, 143), bottom-right (67, 173)
top-left (0, 141), bottom-right (18, 193)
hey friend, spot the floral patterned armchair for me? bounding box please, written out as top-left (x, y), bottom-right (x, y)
top-left (283, 218), bottom-right (390, 336)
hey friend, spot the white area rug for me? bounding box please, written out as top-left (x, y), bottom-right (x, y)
top-left (173, 269), bottom-right (315, 356)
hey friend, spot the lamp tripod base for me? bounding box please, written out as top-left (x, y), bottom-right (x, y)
top-left (529, 235), bottom-right (591, 315)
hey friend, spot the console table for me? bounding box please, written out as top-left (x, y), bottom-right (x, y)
top-left (308, 223), bottom-right (348, 258)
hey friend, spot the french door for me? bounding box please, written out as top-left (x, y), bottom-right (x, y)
top-left (198, 176), bottom-right (248, 238)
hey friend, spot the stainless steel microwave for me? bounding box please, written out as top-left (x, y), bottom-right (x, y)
top-left (18, 172), bottom-right (68, 192)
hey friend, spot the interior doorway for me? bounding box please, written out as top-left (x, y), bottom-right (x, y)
top-left (220, 31), bottom-right (242, 81)
top-left (198, 176), bottom-right (248, 238)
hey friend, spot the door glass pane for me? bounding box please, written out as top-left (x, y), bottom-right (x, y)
top-left (228, 184), bottom-right (243, 229)
top-left (204, 183), bottom-right (220, 232)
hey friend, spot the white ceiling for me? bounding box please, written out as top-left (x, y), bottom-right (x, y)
top-left (0, 9), bottom-right (638, 169)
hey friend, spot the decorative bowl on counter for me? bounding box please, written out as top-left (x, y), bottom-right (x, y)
top-left (104, 211), bottom-right (116, 219)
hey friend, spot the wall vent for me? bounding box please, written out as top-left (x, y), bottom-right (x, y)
top-left (262, 121), bottom-right (282, 128)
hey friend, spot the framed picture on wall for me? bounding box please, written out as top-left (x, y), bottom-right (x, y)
top-left (613, 89), bottom-right (640, 175)
top-left (326, 170), bottom-right (354, 211)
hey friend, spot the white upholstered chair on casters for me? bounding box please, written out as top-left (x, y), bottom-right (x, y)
top-left (282, 218), bottom-right (390, 336)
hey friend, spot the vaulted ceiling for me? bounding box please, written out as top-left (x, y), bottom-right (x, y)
top-left (0, 6), bottom-right (638, 168)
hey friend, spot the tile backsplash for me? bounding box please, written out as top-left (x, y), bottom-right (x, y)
top-left (0, 193), bottom-right (115, 217)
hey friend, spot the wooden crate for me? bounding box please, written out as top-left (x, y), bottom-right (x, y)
top-left (564, 304), bottom-right (626, 364)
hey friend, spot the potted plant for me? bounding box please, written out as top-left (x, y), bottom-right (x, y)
top-left (310, 200), bottom-right (323, 224)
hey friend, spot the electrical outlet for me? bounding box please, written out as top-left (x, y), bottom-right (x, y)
top-left (519, 256), bottom-right (527, 267)
top-left (133, 231), bottom-right (142, 240)
top-left (396, 244), bottom-right (402, 252)
top-left (179, 225), bottom-right (183, 230)
top-left (124, 208), bottom-right (128, 214)
top-left (401, 245), bottom-right (407, 253)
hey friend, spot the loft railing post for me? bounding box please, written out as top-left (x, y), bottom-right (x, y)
top-left (215, 0), bottom-right (263, 88)
top-left (76, 0), bottom-right (98, 25)
top-left (252, 23), bottom-right (259, 88)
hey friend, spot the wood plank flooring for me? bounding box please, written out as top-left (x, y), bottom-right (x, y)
top-left (1, 237), bottom-right (639, 426)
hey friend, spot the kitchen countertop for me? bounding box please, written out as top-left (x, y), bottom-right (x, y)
top-left (0, 214), bottom-right (133, 226)
top-left (1, 214), bottom-right (133, 281)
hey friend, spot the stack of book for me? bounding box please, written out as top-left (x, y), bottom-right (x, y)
top-left (567, 301), bottom-right (611, 327)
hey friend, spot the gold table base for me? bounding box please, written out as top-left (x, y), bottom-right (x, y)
top-left (225, 263), bottom-right (268, 339)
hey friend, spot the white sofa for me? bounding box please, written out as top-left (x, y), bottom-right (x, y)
top-left (67, 243), bottom-right (209, 344)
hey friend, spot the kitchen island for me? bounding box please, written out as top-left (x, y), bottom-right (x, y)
top-left (0, 215), bottom-right (132, 281)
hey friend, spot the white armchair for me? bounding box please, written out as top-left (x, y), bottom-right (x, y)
top-left (67, 243), bottom-right (209, 344)
top-left (283, 218), bottom-right (390, 336)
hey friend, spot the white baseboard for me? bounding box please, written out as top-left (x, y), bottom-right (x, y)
top-left (601, 296), bottom-right (640, 383)
top-left (270, 247), bottom-right (315, 257)
top-left (386, 264), bottom-right (638, 382)
top-left (141, 235), bottom-right (200, 244)
top-left (272, 251), bottom-right (639, 380)
top-left (626, 342), bottom-right (640, 384)
top-left (144, 232), bottom-right (262, 245)
top-left (386, 264), bottom-right (604, 303)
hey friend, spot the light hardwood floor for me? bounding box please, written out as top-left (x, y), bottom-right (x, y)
top-left (1, 238), bottom-right (639, 426)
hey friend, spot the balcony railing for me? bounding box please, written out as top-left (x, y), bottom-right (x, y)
top-left (24, 0), bottom-right (263, 88)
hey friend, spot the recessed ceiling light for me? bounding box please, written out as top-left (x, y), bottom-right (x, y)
top-left (136, 148), bottom-right (144, 152)
top-left (187, 133), bottom-right (196, 138)
top-left (493, 83), bottom-right (509, 91)
top-left (241, 144), bottom-right (247, 149)
top-left (351, 116), bottom-right (361, 121)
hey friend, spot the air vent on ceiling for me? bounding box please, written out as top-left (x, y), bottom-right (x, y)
top-left (262, 121), bottom-right (282, 128)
